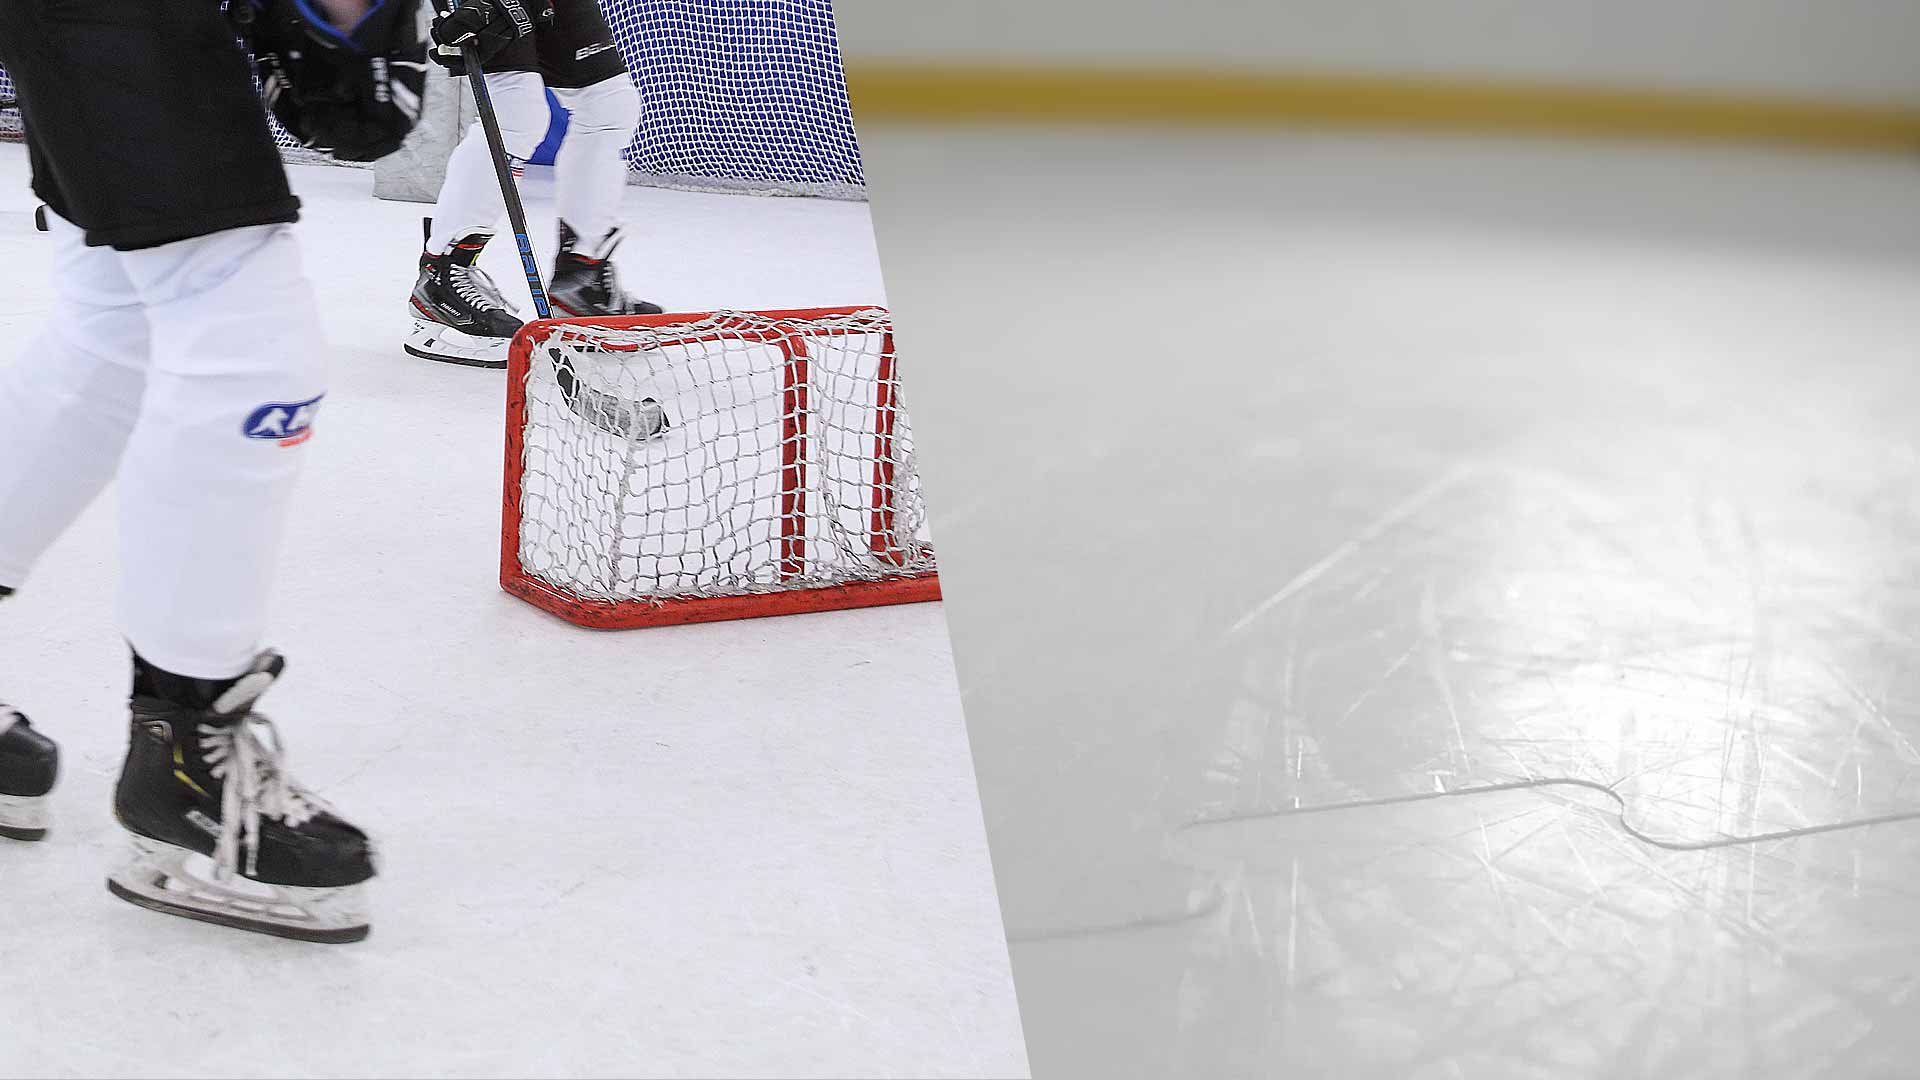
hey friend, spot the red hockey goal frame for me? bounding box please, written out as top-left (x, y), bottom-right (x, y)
top-left (501, 306), bottom-right (942, 629)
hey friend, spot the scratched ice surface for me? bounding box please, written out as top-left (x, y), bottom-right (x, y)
top-left (1162, 794), bottom-right (1920, 1078)
top-left (866, 126), bottom-right (1920, 1076)
top-left (1206, 452), bottom-right (1920, 846)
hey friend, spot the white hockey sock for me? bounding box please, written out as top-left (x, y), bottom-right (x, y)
top-left (114, 225), bottom-right (328, 680)
top-left (0, 213), bottom-right (151, 588)
top-left (553, 74), bottom-right (641, 248)
top-left (425, 71), bottom-right (552, 255)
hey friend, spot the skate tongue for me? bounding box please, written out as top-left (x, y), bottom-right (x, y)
top-left (446, 231), bottom-right (495, 268)
top-left (211, 652), bottom-right (286, 717)
top-left (562, 221), bottom-right (624, 262)
top-left (596, 228), bottom-right (626, 261)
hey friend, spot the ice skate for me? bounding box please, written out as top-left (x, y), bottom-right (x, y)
top-left (549, 220), bottom-right (664, 317)
top-left (108, 651), bottom-right (374, 943)
top-left (404, 218), bottom-right (525, 368)
top-left (0, 708), bottom-right (58, 841)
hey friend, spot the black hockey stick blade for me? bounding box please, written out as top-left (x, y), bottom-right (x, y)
top-left (547, 348), bottom-right (671, 441)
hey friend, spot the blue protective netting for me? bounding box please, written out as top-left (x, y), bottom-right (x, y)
top-left (0, 0), bottom-right (863, 198)
top-left (611, 0), bottom-right (863, 197)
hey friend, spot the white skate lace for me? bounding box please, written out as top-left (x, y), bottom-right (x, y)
top-left (448, 263), bottom-right (513, 314)
top-left (582, 261), bottom-right (647, 314)
top-left (600, 264), bottom-right (633, 310)
top-left (563, 226), bottom-right (641, 312)
top-left (198, 716), bottom-right (328, 881)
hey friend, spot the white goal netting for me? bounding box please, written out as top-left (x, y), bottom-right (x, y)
top-left (0, 75), bottom-right (18, 142)
top-left (504, 308), bottom-right (936, 627)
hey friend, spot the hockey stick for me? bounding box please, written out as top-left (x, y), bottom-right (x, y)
top-left (457, 36), bottom-right (662, 440)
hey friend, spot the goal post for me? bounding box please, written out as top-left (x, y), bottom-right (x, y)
top-left (502, 306), bottom-right (940, 629)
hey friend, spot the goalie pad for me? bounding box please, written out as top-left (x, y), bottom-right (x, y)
top-left (246, 0), bottom-right (429, 163)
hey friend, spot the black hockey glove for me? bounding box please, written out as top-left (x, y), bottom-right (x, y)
top-left (245, 0), bottom-right (428, 163)
top-left (428, 0), bottom-right (552, 76)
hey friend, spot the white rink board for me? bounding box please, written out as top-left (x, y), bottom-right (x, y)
top-left (836, 0), bottom-right (1920, 106)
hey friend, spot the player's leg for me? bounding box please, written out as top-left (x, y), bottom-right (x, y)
top-left (0, 0), bottom-right (375, 938)
top-left (550, 77), bottom-right (634, 247)
top-left (540, 0), bottom-right (660, 316)
top-left (105, 209), bottom-right (375, 944)
top-left (0, 212), bottom-right (153, 841)
top-left (0, 0), bottom-right (170, 842)
top-left (406, 63), bottom-right (551, 367)
top-left (0, 213), bottom-right (153, 595)
top-left (112, 224), bottom-right (327, 682)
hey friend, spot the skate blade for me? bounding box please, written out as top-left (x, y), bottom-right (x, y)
top-left (107, 837), bottom-right (370, 944)
top-left (0, 792), bottom-right (48, 841)
top-left (404, 320), bottom-right (511, 369)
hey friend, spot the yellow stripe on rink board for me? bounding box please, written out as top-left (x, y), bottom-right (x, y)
top-left (844, 65), bottom-right (1920, 152)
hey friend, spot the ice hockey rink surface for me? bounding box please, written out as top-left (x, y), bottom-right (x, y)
top-left (0, 146), bottom-right (1027, 1080)
top-left (863, 125), bottom-right (1920, 1078)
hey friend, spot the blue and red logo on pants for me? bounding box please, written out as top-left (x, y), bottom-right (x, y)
top-left (243, 394), bottom-right (324, 447)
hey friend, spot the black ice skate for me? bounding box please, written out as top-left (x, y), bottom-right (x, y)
top-left (108, 651), bottom-right (375, 943)
top-left (549, 220), bottom-right (663, 318)
top-left (0, 708), bottom-right (58, 841)
top-left (405, 218), bottom-right (526, 368)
